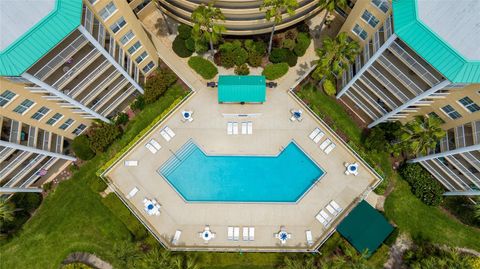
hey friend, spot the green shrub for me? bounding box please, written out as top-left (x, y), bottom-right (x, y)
top-left (322, 79), bottom-right (336, 96)
top-left (114, 112), bottom-right (129, 126)
top-left (399, 163), bottom-right (445, 206)
top-left (144, 68), bottom-right (178, 103)
top-left (269, 48), bottom-right (289, 63)
top-left (248, 52), bottom-right (262, 67)
top-left (88, 123), bottom-right (121, 153)
top-left (11, 192), bottom-right (42, 212)
top-left (130, 95), bottom-right (145, 111)
top-left (177, 24), bottom-right (192, 39)
top-left (294, 32), bottom-right (311, 57)
top-left (194, 40), bottom-right (208, 54)
top-left (282, 38), bottom-right (296, 50)
top-left (102, 193), bottom-right (148, 240)
top-left (233, 47), bottom-right (248, 66)
top-left (262, 63), bottom-right (289, 80)
top-left (364, 127), bottom-right (388, 152)
top-left (220, 53), bottom-right (235, 68)
top-left (172, 36), bottom-right (192, 58)
top-left (72, 135), bottom-right (95, 160)
top-left (188, 56), bottom-right (218, 79)
top-left (285, 29), bottom-right (299, 40)
top-left (234, 64), bottom-right (250, 75)
top-left (185, 37), bottom-right (195, 52)
top-left (285, 50), bottom-right (298, 67)
top-left (219, 41), bottom-right (248, 66)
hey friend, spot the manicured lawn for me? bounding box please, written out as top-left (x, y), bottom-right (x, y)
top-left (384, 175), bottom-right (480, 250)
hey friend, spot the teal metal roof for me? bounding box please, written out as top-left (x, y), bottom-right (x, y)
top-left (0, 0), bottom-right (83, 76)
top-left (393, 0), bottom-right (480, 83)
top-left (337, 201), bottom-right (394, 257)
top-left (218, 75), bottom-right (266, 103)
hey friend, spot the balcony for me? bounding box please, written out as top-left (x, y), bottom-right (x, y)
top-left (77, 68), bottom-right (121, 104)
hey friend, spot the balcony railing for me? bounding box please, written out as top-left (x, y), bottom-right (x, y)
top-left (52, 49), bottom-right (100, 89)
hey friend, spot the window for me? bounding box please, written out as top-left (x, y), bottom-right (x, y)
top-left (361, 10), bottom-right (379, 27)
top-left (458, 96), bottom-right (480, 113)
top-left (135, 51), bottom-right (148, 64)
top-left (142, 61), bottom-right (155, 73)
top-left (46, 113), bottom-right (63, 126)
top-left (127, 41), bottom-right (141, 54)
top-left (0, 90), bottom-right (16, 107)
top-left (59, 118), bottom-right (75, 130)
top-left (120, 30), bottom-right (135, 45)
top-left (31, 106), bottom-right (50, 120)
top-left (13, 99), bottom-right (34, 114)
top-left (99, 2), bottom-right (117, 20)
top-left (441, 105), bottom-right (462, 119)
top-left (371, 0), bottom-right (390, 13)
top-left (352, 24), bottom-right (368, 40)
top-left (428, 112), bottom-right (445, 124)
top-left (110, 17), bottom-right (126, 34)
top-left (72, 124), bottom-right (87, 136)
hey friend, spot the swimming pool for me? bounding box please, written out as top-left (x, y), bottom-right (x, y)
top-left (158, 140), bottom-right (324, 202)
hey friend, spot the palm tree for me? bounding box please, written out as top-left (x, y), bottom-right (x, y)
top-left (0, 197), bottom-right (14, 225)
top-left (110, 241), bottom-right (139, 268)
top-left (281, 255), bottom-right (315, 269)
top-left (313, 32), bottom-right (360, 83)
top-left (260, 0), bottom-right (299, 54)
top-left (136, 247), bottom-right (173, 269)
top-left (191, 2), bottom-right (226, 56)
top-left (151, 0), bottom-right (172, 35)
top-left (317, 0), bottom-right (348, 33)
top-left (396, 115), bottom-right (446, 157)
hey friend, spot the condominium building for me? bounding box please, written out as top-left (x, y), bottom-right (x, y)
top-left (0, 0), bottom-right (158, 191)
top-left (338, 0), bottom-right (480, 195)
top-left (156, 0), bottom-right (325, 35)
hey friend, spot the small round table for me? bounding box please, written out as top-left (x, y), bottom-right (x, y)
top-left (347, 163), bottom-right (359, 174)
top-left (202, 230), bottom-right (213, 241)
top-left (278, 231), bottom-right (288, 244)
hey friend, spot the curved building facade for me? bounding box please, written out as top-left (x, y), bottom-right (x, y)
top-left (157, 0), bottom-right (322, 35)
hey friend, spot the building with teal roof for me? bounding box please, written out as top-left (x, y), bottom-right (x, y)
top-left (336, 0), bottom-right (480, 197)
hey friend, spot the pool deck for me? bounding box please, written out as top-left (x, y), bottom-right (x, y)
top-left (104, 82), bottom-right (381, 251)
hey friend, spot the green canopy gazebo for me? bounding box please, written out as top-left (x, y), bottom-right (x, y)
top-left (218, 75), bottom-right (266, 103)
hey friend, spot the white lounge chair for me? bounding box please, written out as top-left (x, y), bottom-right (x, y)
top-left (313, 132), bottom-right (325, 144)
top-left (243, 227), bottom-right (249, 241)
top-left (315, 213), bottom-right (329, 227)
top-left (306, 230), bottom-right (313, 246)
top-left (160, 130), bottom-right (171, 141)
top-left (320, 210), bottom-right (332, 222)
top-left (227, 227), bottom-right (234, 240)
top-left (309, 128), bottom-right (321, 140)
top-left (249, 227), bottom-right (255, 241)
top-left (126, 187), bottom-right (139, 199)
top-left (319, 139), bottom-right (331, 150)
top-left (233, 122), bottom-right (239, 135)
top-left (247, 122), bottom-right (252, 134)
top-left (149, 139), bottom-right (162, 150)
top-left (124, 160), bottom-right (138, 166)
top-left (145, 143), bottom-right (158, 154)
top-left (330, 200), bottom-right (343, 213)
top-left (172, 230), bottom-right (181, 245)
top-left (233, 227), bottom-right (240, 241)
top-left (241, 122), bottom-right (247, 134)
top-left (164, 126), bottom-right (176, 138)
top-left (227, 122), bottom-right (233, 135)
top-left (324, 143), bottom-right (336, 154)
top-left (290, 115), bottom-right (297, 122)
top-left (326, 204), bottom-right (338, 216)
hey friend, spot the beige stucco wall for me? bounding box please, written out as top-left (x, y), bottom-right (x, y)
top-left (0, 77), bottom-right (92, 140)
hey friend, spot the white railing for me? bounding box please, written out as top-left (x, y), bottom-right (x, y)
top-left (377, 55), bottom-right (424, 95)
top-left (80, 71), bottom-right (119, 104)
top-left (100, 85), bottom-right (135, 116)
top-left (20, 157), bottom-right (58, 188)
top-left (4, 155), bottom-right (46, 187)
top-left (91, 78), bottom-right (128, 111)
top-left (368, 65), bottom-right (410, 102)
top-left (0, 151), bottom-right (30, 179)
top-left (52, 49), bottom-right (100, 89)
top-left (68, 60), bottom-right (110, 98)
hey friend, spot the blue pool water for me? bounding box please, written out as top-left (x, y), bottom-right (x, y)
top-left (158, 141), bottom-right (324, 202)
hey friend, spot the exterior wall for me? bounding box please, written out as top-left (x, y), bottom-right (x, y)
top-left (340, 0), bottom-right (391, 45)
top-left (157, 0), bottom-right (323, 35)
top-left (85, 0), bottom-right (159, 76)
top-left (0, 78), bottom-right (92, 140)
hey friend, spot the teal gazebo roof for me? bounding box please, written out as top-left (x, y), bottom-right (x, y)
top-left (218, 75), bottom-right (266, 103)
top-left (337, 201), bottom-right (394, 256)
top-left (0, 0), bottom-right (83, 76)
top-left (393, 0), bottom-right (480, 83)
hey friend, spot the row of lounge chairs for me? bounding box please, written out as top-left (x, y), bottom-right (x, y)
top-left (227, 122), bottom-right (252, 135)
top-left (309, 128), bottom-right (336, 154)
top-left (144, 126), bottom-right (176, 154)
top-left (315, 200), bottom-right (343, 228)
top-left (228, 226), bottom-right (255, 241)
top-left (160, 126), bottom-right (176, 141)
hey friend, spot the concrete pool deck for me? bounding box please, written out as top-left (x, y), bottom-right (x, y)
top-left (103, 81), bottom-right (382, 251)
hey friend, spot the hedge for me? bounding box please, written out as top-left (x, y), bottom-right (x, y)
top-left (262, 63), bottom-right (289, 80)
top-left (177, 24), bottom-right (192, 39)
top-left (269, 48), bottom-right (289, 63)
top-left (144, 68), bottom-right (178, 104)
top-left (88, 123), bottom-right (121, 153)
top-left (322, 79), bottom-right (336, 96)
top-left (72, 135), bottom-right (95, 160)
top-left (188, 56), bottom-right (218, 79)
top-left (399, 163), bottom-right (445, 206)
top-left (234, 64), bottom-right (250, 75)
top-left (294, 32), bottom-right (311, 57)
top-left (172, 36), bottom-right (192, 58)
